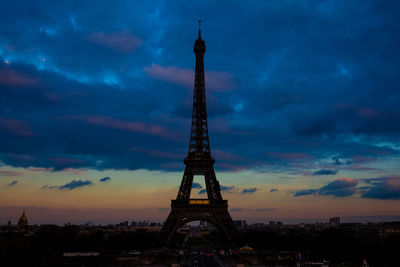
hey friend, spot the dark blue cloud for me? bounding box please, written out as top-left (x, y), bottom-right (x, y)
top-left (198, 189), bottom-right (207, 194)
top-left (242, 187), bottom-right (257, 194)
top-left (192, 182), bottom-right (202, 189)
top-left (294, 189), bottom-right (317, 197)
top-left (294, 178), bottom-right (358, 197)
top-left (58, 179), bottom-right (93, 190)
top-left (198, 185), bottom-right (235, 194)
top-left (0, 0), bottom-right (399, 172)
top-left (313, 169), bottom-right (338, 176)
top-left (7, 180), bottom-right (18, 186)
top-left (221, 185), bottom-right (235, 192)
top-left (318, 179), bottom-right (358, 197)
top-left (361, 176), bottom-right (400, 200)
top-left (99, 176), bottom-right (111, 182)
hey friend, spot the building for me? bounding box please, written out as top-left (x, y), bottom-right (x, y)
top-left (234, 220), bottom-right (247, 229)
top-left (329, 217), bottom-right (340, 227)
top-left (17, 209), bottom-right (28, 227)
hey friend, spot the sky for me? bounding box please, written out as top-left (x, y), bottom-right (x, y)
top-left (0, 0), bottom-right (400, 225)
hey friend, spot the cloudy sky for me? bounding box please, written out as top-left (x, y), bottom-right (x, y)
top-left (1, 0), bottom-right (400, 225)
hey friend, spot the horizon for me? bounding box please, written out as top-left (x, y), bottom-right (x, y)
top-left (1, 0), bottom-right (400, 225)
top-left (3, 206), bottom-right (400, 226)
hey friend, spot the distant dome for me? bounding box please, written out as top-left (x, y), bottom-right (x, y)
top-left (18, 210), bottom-right (28, 227)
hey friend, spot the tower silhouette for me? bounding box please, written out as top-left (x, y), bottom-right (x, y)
top-left (159, 21), bottom-right (241, 246)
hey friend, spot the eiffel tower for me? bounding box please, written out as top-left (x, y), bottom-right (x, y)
top-left (159, 21), bottom-right (241, 246)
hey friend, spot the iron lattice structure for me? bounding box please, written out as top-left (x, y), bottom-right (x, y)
top-left (159, 22), bottom-right (242, 246)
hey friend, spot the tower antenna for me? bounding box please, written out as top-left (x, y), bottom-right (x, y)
top-left (198, 20), bottom-right (202, 38)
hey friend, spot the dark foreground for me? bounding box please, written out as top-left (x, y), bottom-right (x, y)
top-left (1, 222), bottom-right (400, 266)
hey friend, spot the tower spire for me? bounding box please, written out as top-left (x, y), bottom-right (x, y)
top-left (198, 20), bottom-right (202, 39)
top-left (190, 20), bottom-right (209, 159)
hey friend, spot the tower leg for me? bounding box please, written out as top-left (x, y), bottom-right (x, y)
top-left (158, 201), bottom-right (243, 247)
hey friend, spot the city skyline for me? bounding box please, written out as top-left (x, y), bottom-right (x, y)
top-left (1, 0), bottom-right (400, 225)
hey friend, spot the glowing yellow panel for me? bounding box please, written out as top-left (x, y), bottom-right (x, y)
top-left (189, 200), bottom-right (210, 205)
